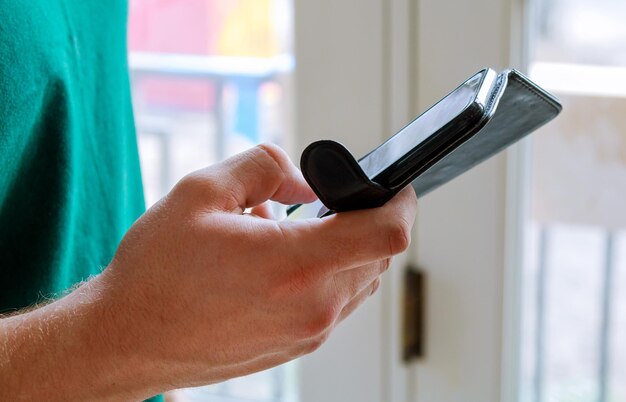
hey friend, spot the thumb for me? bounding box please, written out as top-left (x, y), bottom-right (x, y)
top-left (203, 144), bottom-right (317, 213)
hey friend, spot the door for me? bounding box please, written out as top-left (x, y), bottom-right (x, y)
top-left (411, 0), bottom-right (526, 401)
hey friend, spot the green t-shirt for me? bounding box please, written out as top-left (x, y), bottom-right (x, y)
top-left (0, 1), bottom-right (161, 400)
top-left (0, 1), bottom-right (143, 306)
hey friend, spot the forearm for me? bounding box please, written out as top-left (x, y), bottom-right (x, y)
top-left (0, 276), bottom-right (160, 401)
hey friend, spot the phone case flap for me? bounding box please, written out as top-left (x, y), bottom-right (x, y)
top-left (300, 140), bottom-right (394, 212)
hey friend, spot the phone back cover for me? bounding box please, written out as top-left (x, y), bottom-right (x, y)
top-left (410, 69), bottom-right (562, 197)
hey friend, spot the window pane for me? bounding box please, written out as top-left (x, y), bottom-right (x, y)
top-left (533, 0), bottom-right (626, 66)
top-left (612, 236), bottom-right (626, 402)
top-left (531, 96), bottom-right (626, 229)
top-left (128, 0), bottom-right (293, 205)
top-left (523, 0), bottom-right (626, 401)
top-left (127, 1), bottom-right (296, 401)
top-left (544, 226), bottom-right (604, 400)
top-left (129, 0), bottom-right (291, 57)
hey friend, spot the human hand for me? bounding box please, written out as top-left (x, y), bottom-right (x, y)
top-left (1, 144), bottom-right (417, 400)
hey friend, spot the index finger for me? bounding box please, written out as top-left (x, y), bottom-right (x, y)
top-left (194, 143), bottom-right (317, 213)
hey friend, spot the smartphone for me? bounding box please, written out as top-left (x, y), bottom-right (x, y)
top-left (287, 68), bottom-right (558, 219)
top-left (358, 69), bottom-right (499, 191)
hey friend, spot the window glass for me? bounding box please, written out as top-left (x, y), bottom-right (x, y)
top-left (533, 0), bottom-right (626, 66)
top-left (128, 0), bottom-right (293, 205)
top-left (128, 1), bottom-right (296, 401)
top-left (522, 1), bottom-right (626, 401)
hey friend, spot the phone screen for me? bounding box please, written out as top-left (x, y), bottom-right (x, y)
top-left (358, 72), bottom-right (485, 179)
top-left (287, 70), bottom-right (490, 220)
top-left (286, 199), bottom-right (330, 220)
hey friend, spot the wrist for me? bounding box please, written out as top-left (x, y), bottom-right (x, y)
top-left (71, 271), bottom-right (167, 400)
top-left (0, 273), bottom-right (163, 401)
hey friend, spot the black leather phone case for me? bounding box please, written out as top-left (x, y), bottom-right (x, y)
top-left (300, 69), bottom-right (562, 213)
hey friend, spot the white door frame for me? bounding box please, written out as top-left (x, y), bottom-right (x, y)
top-left (411, 0), bottom-right (528, 401)
top-left (294, 1), bottom-right (415, 401)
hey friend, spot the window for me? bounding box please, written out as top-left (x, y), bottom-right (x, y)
top-left (128, 0), bottom-right (294, 205)
top-left (127, 1), bottom-right (296, 400)
top-left (521, 1), bottom-right (626, 401)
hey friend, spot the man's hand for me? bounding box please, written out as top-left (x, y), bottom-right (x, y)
top-left (0, 144), bottom-right (417, 400)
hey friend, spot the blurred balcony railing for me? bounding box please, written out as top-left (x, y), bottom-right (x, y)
top-left (128, 52), bottom-right (294, 206)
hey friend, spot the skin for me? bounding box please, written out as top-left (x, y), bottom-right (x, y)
top-left (0, 144), bottom-right (417, 401)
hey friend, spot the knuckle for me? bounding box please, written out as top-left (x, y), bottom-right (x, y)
top-left (284, 345), bottom-right (304, 361)
top-left (284, 274), bottom-right (311, 297)
top-left (302, 331), bottom-right (331, 355)
top-left (405, 185), bottom-right (418, 208)
top-left (253, 143), bottom-right (289, 172)
top-left (301, 338), bottom-right (323, 356)
top-left (371, 277), bottom-right (381, 295)
top-left (316, 303), bottom-right (340, 331)
top-left (256, 142), bottom-right (287, 160)
top-left (281, 264), bottom-right (319, 296)
top-left (381, 258), bottom-right (392, 273)
top-left (300, 302), bottom-right (339, 339)
top-left (174, 171), bottom-right (215, 200)
top-left (174, 172), bottom-right (202, 194)
top-left (294, 321), bottom-right (320, 341)
top-left (386, 219), bottom-right (411, 255)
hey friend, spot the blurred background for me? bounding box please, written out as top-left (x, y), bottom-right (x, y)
top-left (523, 0), bottom-right (626, 401)
top-left (128, 2), bottom-right (296, 401)
top-left (128, 0), bottom-right (293, 207)
top-left (127, 0), bottom-right (626, 401)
